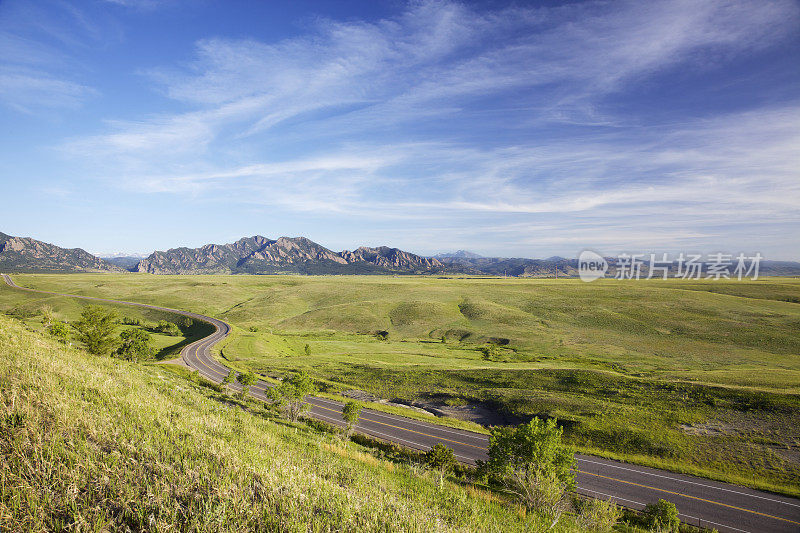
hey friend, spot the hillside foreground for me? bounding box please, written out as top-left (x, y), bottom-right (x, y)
top-left (1, 313), bottom-right (579, 531)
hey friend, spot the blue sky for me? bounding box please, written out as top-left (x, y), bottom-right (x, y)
top-left (1, 0), bottom-right (798, 259)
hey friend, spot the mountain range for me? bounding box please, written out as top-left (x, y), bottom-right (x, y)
top-left (133, 235), bottom-right (443, 275)
top-left (3, 230), bottom-right (800, 277)
top-left (0, 232), bottom-right (123, 273)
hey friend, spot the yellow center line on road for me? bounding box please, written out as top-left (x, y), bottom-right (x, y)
top-left (577, 471), bottom-right (800, 526)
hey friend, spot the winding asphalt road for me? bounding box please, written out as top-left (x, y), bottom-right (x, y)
top-left (3, 273), bottom-right (799, 532)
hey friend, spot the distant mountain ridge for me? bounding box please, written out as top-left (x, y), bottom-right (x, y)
top-left (434, 255), bottom-right (577, 277)
top-left (0, 232), bottom-right (122, 273)
top-left (433, 250), bottom-right (483, 259)
top-left (4, 230), bottom-right (800, 277)
top-left (134, 236), bottom-right (443, 275)
top-left (101, 255), bottom-right (146, 270)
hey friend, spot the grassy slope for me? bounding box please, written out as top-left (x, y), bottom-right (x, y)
top-left (0, 280), bottom-right (212, 360)
top-left (0, 314), bottom-right (562, 532)
top-left (4, 274), bottom-right (800, 496)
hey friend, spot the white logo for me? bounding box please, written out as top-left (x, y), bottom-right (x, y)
top-left (578, 250), bottom-right (607, 282)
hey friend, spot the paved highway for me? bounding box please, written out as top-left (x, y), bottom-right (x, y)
top-left (3, 273), bottom-right (799, 532)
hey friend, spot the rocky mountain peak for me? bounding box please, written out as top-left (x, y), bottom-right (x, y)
top-left (0, 232), bottom-right (122, 273)
top-left (133, 235), bottom-right (443, 274)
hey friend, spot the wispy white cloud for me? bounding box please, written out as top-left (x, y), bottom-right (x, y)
top-left (65, 0), bottom-right (799, 153)
top-left (53, 0), bottom-right (800, 256)
top-left (107, 103), bottom-right (800, 229)
top-left (0, 1), bottom-right (110, 112)
top-left (0, 67), bottom-right (95, 111)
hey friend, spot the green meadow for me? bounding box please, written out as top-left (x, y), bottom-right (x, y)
top-left (2, 274), bottom-right (799, 495)
top-left (1, 312), bottom-right (561, 532)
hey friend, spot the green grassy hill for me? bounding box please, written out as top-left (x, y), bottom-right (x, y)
top-left (3, 274), bottom-right (799, 496)
top-left (0, 313), bottom-right (569, 532)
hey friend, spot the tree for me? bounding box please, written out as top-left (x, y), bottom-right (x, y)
top-left (374, 330), bottom-right (389, 341)
top-left (424, 443), bottom-right (457, 487)
top-left (268, 371), bottom-right (317, 421)
top-left (484, 417), bottom-right (575, 527)
top-left (222, 370), bottom-right (235, 388)
top-left (642, 499), bottom-right (680, 532)
top-left (116, 328), bottom-right (155, 362)
top-left (47, 321), bottom-right (70, 343)
top-left (237, 371), bottom-right (257, 398)
top-left (341, 400), bottom-right (361, 437)
top-left (154, 320), bottom-right (181, 336)
top-left (72, 306), bottom-right (119, 355)
top-left (576, 497), bottom-right (620, 532)
top-left (304, 343), bottom-right (311, 355)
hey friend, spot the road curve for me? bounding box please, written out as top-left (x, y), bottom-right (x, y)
top-left (2, 273), bottom-right (799, 533)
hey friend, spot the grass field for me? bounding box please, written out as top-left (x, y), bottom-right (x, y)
top-left (2, 274), bottom-right (799, 496)
top-left (1, 312), bottom-right (570, 532)
top-left (0, 280), bottom-right (213, 360)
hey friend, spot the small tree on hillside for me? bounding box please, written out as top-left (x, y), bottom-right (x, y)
top-left (424, 443), bottom-right (457, 487)
top-left (237, 372), bottom-right (257, 399)
top-left (116, 328), bottom-right (155, 362)
top-left (341, 400), bottom-right (361, 437)
top-left (72, 306), bottom-right (119, 355)
top-left (268, 371), bottom-right (317, 421)
top-left (222, 370), bottom-right (235, 389)
top-left (40, 305), bottom-right (54, 328)
top-left (47, 321), bottom-right (70, 343)
top-left (575, 497), bottom-right (620, 532)
top-left (484, 417), bottom-right (575, 527)
top-left (642, 499), bottom-right (680, 532)
top-left (155, 320), bottom-right (181, 336)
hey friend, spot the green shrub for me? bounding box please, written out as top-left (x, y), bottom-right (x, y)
top-left (484, 417), bottom-right (575, 525)
top-left (47, 321), bottom-right (70, 343)
top-left (154, 320), bottom-right (181, 336)
top-left (72, 306), bottom-right (119, 356)
top-left (116, 328), bottom-right (154, 362)
top-left (575, 497), bottom-right (620, 531)
top-left (341, 400), bottom-right (361, 437)
top-left (642, 499), bottom-right (680, 532)
top-left (268, 372), bottom-right (317, 421)
top-left (424, 443), bottom-right (457, 486)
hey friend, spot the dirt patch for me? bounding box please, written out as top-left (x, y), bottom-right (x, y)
top-left (417, 401), bottom-right (516, 426)
top-left (679, 422), bottom-right (736, 436)
top-left (341, 389), bottom-right (514, 427)
top-left (341, 390), bottom-right (433, 416)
